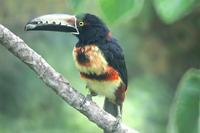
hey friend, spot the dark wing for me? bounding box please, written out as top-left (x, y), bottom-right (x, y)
top-left (99, 40), bottom-right (128, 86)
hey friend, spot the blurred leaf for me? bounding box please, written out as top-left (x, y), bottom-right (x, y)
top-left (153, 0), bottom-right (199, 24)
top-left (127, 74), bottom-right (173, 133)
top-left (68, 0), bottom-right (83, 11)
top-left (99, 0), bottom-right (144, 24)
top-left (168, 69), bottom-right (200, 133)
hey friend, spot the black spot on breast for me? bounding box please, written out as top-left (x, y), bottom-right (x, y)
top-left (77, 52), bottom-right (89, 64)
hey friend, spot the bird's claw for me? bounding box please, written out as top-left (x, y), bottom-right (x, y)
top-left (80, 94), bottom-right (93, 108)
top-left (112, 115), bottom-right (121, 132)
top-left (86, 94), bottom-right (93, 101)
top-left (116, 114), bottom-right (122, 122)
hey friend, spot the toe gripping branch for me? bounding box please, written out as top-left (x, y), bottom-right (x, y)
top-left (80, 90), bottom-right (97, 109)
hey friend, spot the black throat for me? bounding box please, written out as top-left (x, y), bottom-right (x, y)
top-left (76, 25), bottom-right (109, 45)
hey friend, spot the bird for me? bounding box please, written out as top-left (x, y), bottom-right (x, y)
top-left (25, 13), bottom-right (128, 119)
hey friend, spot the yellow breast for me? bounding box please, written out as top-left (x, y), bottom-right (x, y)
top-left (73, 45), bottom-right (108, 75)
top-left (85, 77), bottom-right (121, 102)
top-left (73, 45), bottom-right (122, 101)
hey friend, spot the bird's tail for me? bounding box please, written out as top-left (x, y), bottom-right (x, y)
top-left (103, 98), bottom-right (121, 133)
top-left (103, 98), bottom-right (119, 117)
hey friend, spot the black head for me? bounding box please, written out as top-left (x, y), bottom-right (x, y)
top-left (75, 13), bottom-right (109, 43)
top-left (25, 13), bottom-right (110, 44)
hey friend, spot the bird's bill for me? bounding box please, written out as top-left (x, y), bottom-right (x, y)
top-left (25, 14), bottom-right (79, 34)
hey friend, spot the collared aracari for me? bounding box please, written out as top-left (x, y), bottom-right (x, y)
top-left (25, 13), bottom-right (128, 118)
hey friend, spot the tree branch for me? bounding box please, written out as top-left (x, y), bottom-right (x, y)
top-left (0, 24), bottom-right (139, 133)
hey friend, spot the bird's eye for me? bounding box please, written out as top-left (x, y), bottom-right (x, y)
top-left (79, 21), bottom-right (84, 26)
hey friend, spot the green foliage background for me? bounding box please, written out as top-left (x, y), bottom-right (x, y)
top-left (0, 0), bottom-right (199, 133)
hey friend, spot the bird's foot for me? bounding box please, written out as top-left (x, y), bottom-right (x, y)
top-left (80, 93), bottom-right (93, 108)
top-left (116, 105), bottom-right (122, 121)
top-left (90, 90), bottom-right (98, 97)
top-left (86, 85), bottom-right (97, 97)
top-left (86, 93), bottom-right (93, 101)
top-left (86, 89), bottom-right (98, 101)
top-left (115, 115), bottom-right (122, 129)
top-left (114, 105), bottom-right (122, 131)
top-left (116, 114), bottom-right (122, 122)
top-left (112, 115), bottom-right (122, 132)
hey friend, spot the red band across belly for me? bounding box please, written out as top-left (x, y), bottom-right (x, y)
top-left (80, 66), bottom-right (119, 81)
